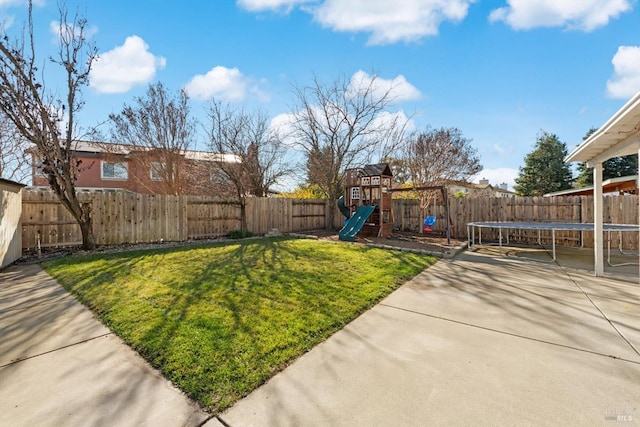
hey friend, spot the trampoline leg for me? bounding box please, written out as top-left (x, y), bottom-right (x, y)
top-left (616, 231), bottom-right (636, 256)
top-left (618, 231), bottom-right (623, 254)
top-left (499, 228), bottom-right (503, 256)
top-left (552, 229), bottom-right (556, 262)
top-left (605, 230), bottom-right (638, 267)
top-left (607, 230), bottom-right (611, 266)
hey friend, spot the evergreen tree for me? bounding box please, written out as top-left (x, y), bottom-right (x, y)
top-left (575, 155), bottom-right (638, 187)
top-left (514, 132), bottom-right (573, 196)
top-left (574, 127), bottom-right (638, 187)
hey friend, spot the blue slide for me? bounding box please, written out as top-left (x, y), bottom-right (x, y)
top-left (339, 205), bottom-right (375, 242)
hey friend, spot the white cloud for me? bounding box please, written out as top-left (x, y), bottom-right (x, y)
top-left (0, 0), bottom-right (44, 7)
top-left (0, 0), bottom-right (43, 30)
top-left (606, 46), bottom-right (640, 99)
top-left (185, 66), bottom-right (260, 102)
top-left (89, 36), bottom-right (166, 94)
top-left (269, 112), bottom-right (297, 147)
top-left (474, 168), bottom-right (519, 190)
top-left (270, 108), bottom-right (414, 152)
top-left (489, 0), bottom-right (633, 31)
top-left (492, 144), bottom-right (511, 156)
top-left (314, 0), bottom-right (476, 44)
top-left (49, 20), bottom-right (98, 43)
top-left (349, 70), bottom-right (421, 102)
top-left (238, 0), bottom-right (476, 45)
top-left (0, 14), bottom-right (13, 30)
top-left (236, 0), bottom-right (314, 12)
top-left (370, 110), bottom-right (416, 133)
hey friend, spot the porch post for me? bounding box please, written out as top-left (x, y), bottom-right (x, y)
top-left (593, 162), bottom-right (604, 276)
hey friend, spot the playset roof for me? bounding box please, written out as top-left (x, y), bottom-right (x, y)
top-left (359, 163), bottom-right (392, 177)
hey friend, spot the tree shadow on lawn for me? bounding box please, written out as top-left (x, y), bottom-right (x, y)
top-left (47, 237), bottom-right (434, 413)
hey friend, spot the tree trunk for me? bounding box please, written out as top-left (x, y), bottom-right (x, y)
top-left (79, 217), bottom-right (96, 250)
top-left (78, 201), bottom-right (96, 250)
top-left (240, 197), bottom-right (247, 232)
top-left (327, 196), bottom-right (336, 230)
top-left (60, 197), bottom-right (96, 250)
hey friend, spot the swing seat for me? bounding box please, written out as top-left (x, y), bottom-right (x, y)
top-left (423, 216), bottom-right (436, 232)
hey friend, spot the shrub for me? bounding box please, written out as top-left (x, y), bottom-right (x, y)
top-left (227, 229), bottom-right (254, 239)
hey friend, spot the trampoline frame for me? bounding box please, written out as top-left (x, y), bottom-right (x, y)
top-left (467, 221), bottom-right (639, 267)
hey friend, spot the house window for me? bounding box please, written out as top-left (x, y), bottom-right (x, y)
top-left (210, 169), bottom-right (225, 182)
top-left (34, 158), bottom-right (47, 177)
top-left (101, 161), bottom-right (128, 180)
top-left (371, 176), bottom-right (381, 186)
top-left (361, 177), bottom-right (370, 186)
top-left (150, 162), bottom-right (166, 181)
top-left (351, 187), bottom-right (360, 200)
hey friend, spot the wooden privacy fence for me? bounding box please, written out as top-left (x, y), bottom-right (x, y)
top-left (393, 196), bottom-right (639, 250)
top-left (20, 190), bottom-right (638, 250)
top-left (22, 191), bottom-right (188, 248)
top-left (20, 190), bottom-right (337, 249)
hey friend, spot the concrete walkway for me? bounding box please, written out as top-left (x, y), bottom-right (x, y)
top-left (0, 264), bottom-right (209, 427)
top-left (216, 247), bottom-right (640, 427)
top-left (1, 247), bottom-right (638, 426)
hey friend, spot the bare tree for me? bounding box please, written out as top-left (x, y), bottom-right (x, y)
top-left (0, 113), bottom-right (30, 182)
top-left (291, 73), bottom-right (407, 228)
top-left (0, 1), bottom-right (98, 249)
top-left (207, 100), bottom-right (293, 231)
top-left (109, 82), bottom-right (196, 195)
top-left (404, 126), bottom-right (481, 225)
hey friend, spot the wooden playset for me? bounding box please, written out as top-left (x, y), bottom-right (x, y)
top-left (339, 163), bottom-right (454, 243)
top-left (341, 163), bottom-right (394, 239)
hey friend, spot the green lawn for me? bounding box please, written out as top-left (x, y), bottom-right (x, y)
top-left (42, 237), bottom-right (435, 413)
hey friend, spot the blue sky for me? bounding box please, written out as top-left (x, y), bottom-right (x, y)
top-left (3, 0), bottom-right (640, 189)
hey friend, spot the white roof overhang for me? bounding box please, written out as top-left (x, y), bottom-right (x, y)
top-left (565, 92), bottom-right (640, 166)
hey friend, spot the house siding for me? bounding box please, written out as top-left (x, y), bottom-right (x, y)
top-left (1, 179), bottom-right (25, 269)
top-left (32, 148), bottom-right (233, 197)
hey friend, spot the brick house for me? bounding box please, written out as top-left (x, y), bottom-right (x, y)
top-left (31, 141), bottom-right (238, 196)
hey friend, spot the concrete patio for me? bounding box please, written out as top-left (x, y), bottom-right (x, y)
top-left (0, 264), bottom-right (209, 427)
top-left (0, 244), bottom-right (637, 426)
top-left (216, 247), bottom-right (639, 426)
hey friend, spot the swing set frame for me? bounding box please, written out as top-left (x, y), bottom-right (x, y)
top-left (389, 185), bottom-right (452, 245)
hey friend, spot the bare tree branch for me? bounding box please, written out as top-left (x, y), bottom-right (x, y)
top-left (0, 112), bottom-right (30, 182)
top-left (291, 73), bottom-right (407, 227)
top-left (404, 126), bottom-right (482, 217)
top-left (108, 82), bottom-right (197, 195)
top-left (207, 100), bottom-right (293, 231)
top-left (0, 1), bottom-right (98, 249)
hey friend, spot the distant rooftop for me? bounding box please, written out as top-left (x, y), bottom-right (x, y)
top-left (71, 140), bottom-right (240, 163)
top-left (544, 175), bottom-right (638, 197)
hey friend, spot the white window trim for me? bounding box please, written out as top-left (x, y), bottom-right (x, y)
top-left (351, 187), bottom-right (360, 200)
top-left (150, 162), bottom-right (165, 181)
top-left (101, 161), bottom-right (128, 181)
